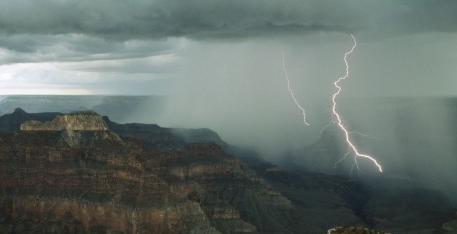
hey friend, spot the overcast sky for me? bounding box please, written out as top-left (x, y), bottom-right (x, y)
top-left (0, 0), bottom-right (456, 96)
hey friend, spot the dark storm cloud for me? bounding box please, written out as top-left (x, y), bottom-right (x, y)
top-left (0, 0), bottom-right (344, 39)
top-left (1, 0), bottom-right (457, 64)
top-left (0, 0), bottom-right (457, 40)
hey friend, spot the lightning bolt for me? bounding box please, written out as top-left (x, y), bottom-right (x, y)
top-left (281, 50), bottom-right (311, 126)
top-left (331, 34), bottom-right (383, 173)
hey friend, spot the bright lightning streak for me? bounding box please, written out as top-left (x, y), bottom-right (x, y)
top-left (331, 34), bottom-right (383, 173)
top-left (281, 50), bottom-right (311, 126)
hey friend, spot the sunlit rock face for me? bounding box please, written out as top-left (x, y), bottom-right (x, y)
top-left (20, 111), bottom-right (108, 131)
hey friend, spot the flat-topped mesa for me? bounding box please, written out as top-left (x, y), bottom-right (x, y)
top-left (20, 111), bottom-right (108, 131)
top-left (18, 111), bottom-right (123, 147)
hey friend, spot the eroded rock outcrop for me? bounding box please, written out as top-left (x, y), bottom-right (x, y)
top-left (20, 111), bottom-right (108, 131)
top-left (18, 112), bottom-right (122, 148)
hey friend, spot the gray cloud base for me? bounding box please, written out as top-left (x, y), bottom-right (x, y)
top-left (1, 0), bottom-right (457, 40)
top-left (1, 0), bottom-right (457, 64)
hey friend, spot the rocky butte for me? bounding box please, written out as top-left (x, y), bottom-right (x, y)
top-left (20, 111), bottom-right (108, 131)
top-left (18, 111), bottom-right (122, 148)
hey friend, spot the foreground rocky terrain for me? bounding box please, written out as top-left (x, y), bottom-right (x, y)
top-left (0, 109), bottom-right (454, 233)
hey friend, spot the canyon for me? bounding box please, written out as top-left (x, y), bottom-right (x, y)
top-left (0, 109), bottom-right (454, 233)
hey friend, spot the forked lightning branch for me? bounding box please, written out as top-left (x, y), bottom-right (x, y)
top-left (281, 34), bottom-right (383, 173)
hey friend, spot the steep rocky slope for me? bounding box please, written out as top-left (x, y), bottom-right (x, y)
top-left (0, 111), bottom-right (292, 233)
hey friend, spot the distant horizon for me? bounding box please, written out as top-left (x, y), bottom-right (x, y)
top-left (0, 94), bottom-right (166, 97)
top-left (1, 94), bottom-right (457, 99)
